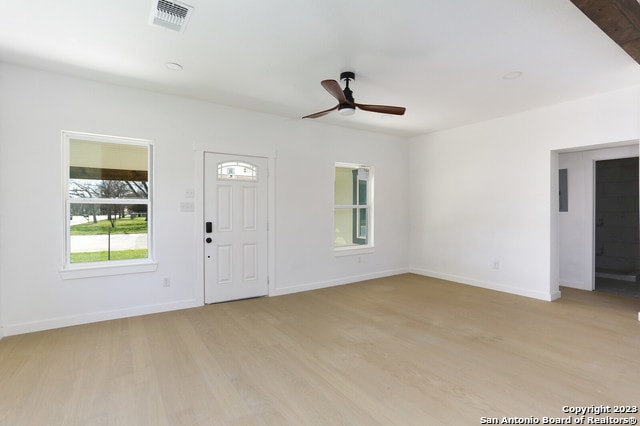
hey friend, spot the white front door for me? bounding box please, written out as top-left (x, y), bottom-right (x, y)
top-left (204, 153), bottom-right (268, 303)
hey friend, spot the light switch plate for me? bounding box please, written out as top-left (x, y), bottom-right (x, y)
top-left (180, 202), bottom-right (195, 212)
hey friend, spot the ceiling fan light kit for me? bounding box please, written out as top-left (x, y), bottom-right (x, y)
top-left (303, 71), bottom-right (406, 119)
top-left (339, 105), bottom-right (356, 115)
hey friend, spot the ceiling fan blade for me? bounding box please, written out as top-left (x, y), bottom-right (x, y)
top-left (321, 80), bottom-right (348, 104)
top-left (354, 103), bottom-right (406, 115)
top-left (302, 104), bottom-right (339, 119)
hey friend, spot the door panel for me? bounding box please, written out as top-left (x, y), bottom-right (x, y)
top-left (204, 153), bottom-right (268, 303)
top-left (217, 185), bottom-right (233, 231)
top-left (243, 187), bottom-right (257, 230)
top-left (217, 245), bottom-right (233, 284)
top-left (243, 244), bottom-right (257, 280)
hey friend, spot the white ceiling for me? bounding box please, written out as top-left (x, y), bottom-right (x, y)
top-left (2, 0), bottom-right (640, 137)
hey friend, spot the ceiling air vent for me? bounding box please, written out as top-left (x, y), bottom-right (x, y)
top-left (148, 0), bottom-right (194, 33)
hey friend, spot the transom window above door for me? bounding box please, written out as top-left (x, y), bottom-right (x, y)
top-left (217, 161), bottom-right (258, 181)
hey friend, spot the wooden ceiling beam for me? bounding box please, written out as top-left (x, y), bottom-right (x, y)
top-left (570, 0), bottom-right (640, 65)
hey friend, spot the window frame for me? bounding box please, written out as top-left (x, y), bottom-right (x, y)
top-left (60, 131), bottom-right (157, 279)
top-left (334, 162), bottom-right (374, 255)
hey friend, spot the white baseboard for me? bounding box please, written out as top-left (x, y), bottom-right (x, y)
top-left (409, 268), bottom-right (561, 301)
top-left (3, 267), bottom-right (568, 336)
top-left (2, 299), bottom-right (200, 337)
top-left (272, 268), bottom-right (409, 296)
top-left (559, 279), bottom-right (592, 291)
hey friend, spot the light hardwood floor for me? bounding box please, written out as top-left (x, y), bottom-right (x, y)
top-left (1, 274), bottom-right (639, 425)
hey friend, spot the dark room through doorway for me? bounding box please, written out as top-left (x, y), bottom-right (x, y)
top-left (594, 156), bottom-right (640, 297)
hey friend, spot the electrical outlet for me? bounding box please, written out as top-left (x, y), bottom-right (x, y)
top-left (493, 260), bottom-right (500, 270)
top-left (163, 278), bottom-right (171, 287)
top-left (185, 188), bottom-right (195, 198)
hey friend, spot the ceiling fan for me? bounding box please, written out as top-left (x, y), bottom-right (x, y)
top-left (303, 71), bottom-right (406, 119)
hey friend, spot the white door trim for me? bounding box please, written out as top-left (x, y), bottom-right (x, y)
top-left (553, 141), bottom-right (639, 298)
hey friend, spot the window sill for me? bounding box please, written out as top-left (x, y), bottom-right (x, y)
top-left (334, 246), bottom-right (375, 257)
top-left (59, 260), bottom-right (158, 280)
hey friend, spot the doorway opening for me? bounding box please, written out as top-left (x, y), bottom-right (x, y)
top-left (594, 156), bottom-right (640, 297)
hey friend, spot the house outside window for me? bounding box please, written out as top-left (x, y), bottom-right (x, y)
top-left (62, 131), bottom-right (153, 271)
top-left (334, 163), bottom-right (373, 252)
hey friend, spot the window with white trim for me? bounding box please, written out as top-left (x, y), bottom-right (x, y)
top-left (334, 163), bottom-right (373, 250)
top-left (63, 132), bottom-right (153, 268)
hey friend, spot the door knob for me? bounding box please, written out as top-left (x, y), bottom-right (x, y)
top-left (205, 237), bottom-right (212, 243)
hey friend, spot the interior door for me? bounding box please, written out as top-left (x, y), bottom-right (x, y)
top-left (204, 153), bottom-right (268, 303)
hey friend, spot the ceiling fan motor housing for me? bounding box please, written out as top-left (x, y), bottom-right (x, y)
top-left (340, 71), bottom-right (356, 104)
top-left (338, 103), bottom-right (356, 114)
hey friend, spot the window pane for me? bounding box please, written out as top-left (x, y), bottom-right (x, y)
top-left (69, 203), bottom-right (148, 263)
top-left (357, 207), bottom-right (368, 239)
top-left (69, 139), bottom-right (148, 199)
top-left (334, 208), bottom-right (354, 247)
top-left (333, 207), bottom-right (368, 247)
top-left (358, 179), bottom-right (367, 205)
top-left (335, 167), bottom-right (355, 205)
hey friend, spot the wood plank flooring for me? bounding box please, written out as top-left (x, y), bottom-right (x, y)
top-left (1, 273), bottom-right (639, 425)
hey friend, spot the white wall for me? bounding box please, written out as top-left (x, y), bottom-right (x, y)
top-left (559, 145), bottom-right (639, 290)
top-left (2, 62), bottom-right (637, 337)
top-left (0, 63), bottom-right (409, 336)
top-left (408, 86), bottom-right (640, 301)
